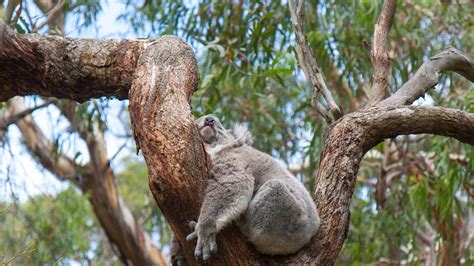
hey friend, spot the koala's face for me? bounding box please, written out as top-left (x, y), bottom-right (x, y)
top-left (194, 115), bottom-right (226, 144)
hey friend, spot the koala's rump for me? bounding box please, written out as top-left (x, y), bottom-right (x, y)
top-left (230, 146), bottom-right (320, 255)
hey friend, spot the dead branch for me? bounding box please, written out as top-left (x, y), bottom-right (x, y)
top-left (288, 0), bottom-right (342, 123)
top-left (7, 98), bottom-right (167, 265)
top-left (378, 48), bottom-right (474, 107)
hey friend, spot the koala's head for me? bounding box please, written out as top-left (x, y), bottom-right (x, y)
top-left (194, 115), bottom-right (232, 145)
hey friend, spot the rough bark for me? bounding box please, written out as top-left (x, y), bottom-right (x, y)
top-left (289, 106), bottom-right (474, 264)
top-left (127, 33), bottom-right (474, 264)
top-left (0, 20), bottom-right (149, 102)
top-left (2, 21), bottom-right (473, 265)
top-left (128, 35), bottom-right (265, 265)
top-left (5, 98), bottom-right (167, 266)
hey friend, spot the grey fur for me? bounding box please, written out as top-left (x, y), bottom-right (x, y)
top-left (187, 115), bottom-right (320, 260)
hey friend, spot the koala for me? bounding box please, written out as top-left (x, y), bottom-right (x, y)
top-left (186, 115), bottom-right (320, 260)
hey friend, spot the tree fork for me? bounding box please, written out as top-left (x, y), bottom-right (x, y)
top-left (128, 36), bottom-right (263, 265)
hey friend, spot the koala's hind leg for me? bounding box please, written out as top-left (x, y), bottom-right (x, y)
top-left (238, 179), bottom-right (314, 255)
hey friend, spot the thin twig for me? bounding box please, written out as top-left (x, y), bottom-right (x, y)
top-left (31, 0), bottom-right (65, 33)
top-left (10, 0), bottom-right (22, 26)
top-left (368, 0), bottom-right (397, 105)
top-left (288, 0), bottom-right (342, 123)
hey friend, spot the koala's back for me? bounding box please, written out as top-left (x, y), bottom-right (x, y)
top-left (227, 145), bottom-right (306, 191)
top-left (215, 145), bottom-right (319, 255)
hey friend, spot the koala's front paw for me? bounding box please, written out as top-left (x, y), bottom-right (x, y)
top-left (186, 221), bottom-right (217, 260)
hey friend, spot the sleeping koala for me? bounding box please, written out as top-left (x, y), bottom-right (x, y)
top-left (186, 115), bottom-right (320, 260)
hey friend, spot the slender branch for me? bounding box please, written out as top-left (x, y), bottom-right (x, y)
top-left (288, 0), bottom-right (342, 123)
top-left (5, 98), bottom-right (80, 184)
top-left (4, 0), bottom-right (20, 23)
top-left (0, 99), bottom-right (56, 130)
top-left (368, 0), bottom-right (397, 105)
top-left (378, 48), bottom-right (474, 107)
top-left (31, 0), bottom-right (65, 33)
top-left (7, 98), bottom-right (167, 265)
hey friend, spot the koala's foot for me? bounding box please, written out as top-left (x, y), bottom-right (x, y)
top-left (170, 236), bottom-right (186, 266)
top-left (186, 221), bottom-right (217, 260)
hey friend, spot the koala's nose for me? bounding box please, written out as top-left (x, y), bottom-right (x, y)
top-left (205, 116), bottom-right (215, 126)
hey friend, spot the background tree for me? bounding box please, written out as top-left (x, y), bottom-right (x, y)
top-left (0, 0), bottom-right (473, 265)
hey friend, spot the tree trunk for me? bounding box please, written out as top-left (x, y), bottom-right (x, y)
top-left (1, 21), bottom-right (473, 265)
top-left (5, 99), bottom-right (167, 265)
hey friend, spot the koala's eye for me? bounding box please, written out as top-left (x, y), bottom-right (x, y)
top-left (205, 117), bottom-right (215, 126)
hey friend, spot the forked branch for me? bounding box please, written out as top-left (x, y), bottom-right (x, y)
top-left (368, 0), bottom-right (397, 105)
top-left (5, 98), bottom-right (167, 265)
top-left (308, 105), bottom-right (474, 264)
top-left (289, 0), bottom-right (342, 123)
top-left (378, 48), bottom-right (474, 107)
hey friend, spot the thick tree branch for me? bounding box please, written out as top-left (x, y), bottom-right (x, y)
top-left (0, 21), bottom-right (150, 102)
top-left (6, 98), bottom-right (167, 265)
top-left (368, 0), bottom-right (397, 105)
top-left (298, 105), bottom-right (474, 264)
top-left (288, 0), bottom-right (342, 123)
top-left (129, 36), bottom-right (267, 265)
top-left (378, 48), bottom-right (474, 107)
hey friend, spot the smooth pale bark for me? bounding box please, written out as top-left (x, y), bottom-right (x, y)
top-left (378, 48), bottom-right (474, 107)
top-left (6, 99), bottom-right (167, 266)
top-left (1, 22), bottom-right (473, 264)
top-left (288, 0), bottom-right (342, 122)
top-left (368, 0), bottom-right (396, 104)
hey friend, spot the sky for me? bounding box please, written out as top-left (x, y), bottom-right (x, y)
top-left (1, 0), bottom-right (439, 203)
top-left (0, 0), bottom-right (142, 202)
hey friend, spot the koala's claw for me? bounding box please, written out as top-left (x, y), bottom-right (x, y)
top-left (193, 234), bottom-right (217, 260)
top-left (186, 220), bottom-right (217, 260)
top-left (189, 221), bottom-right (197, 230)
top-left (186, 221), bottom-right (198, 241)
top-left (186, 231), bottom-right (197, 241)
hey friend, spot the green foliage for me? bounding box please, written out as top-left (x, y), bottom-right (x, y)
top-left (3, 0), bottom-right (473, 264)
top-left (0, 188), bottom-right (95, 265)
top-left (117, 157), bottom-right (172, 247)
top-left (0, 158), bottom-right (172, 265)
